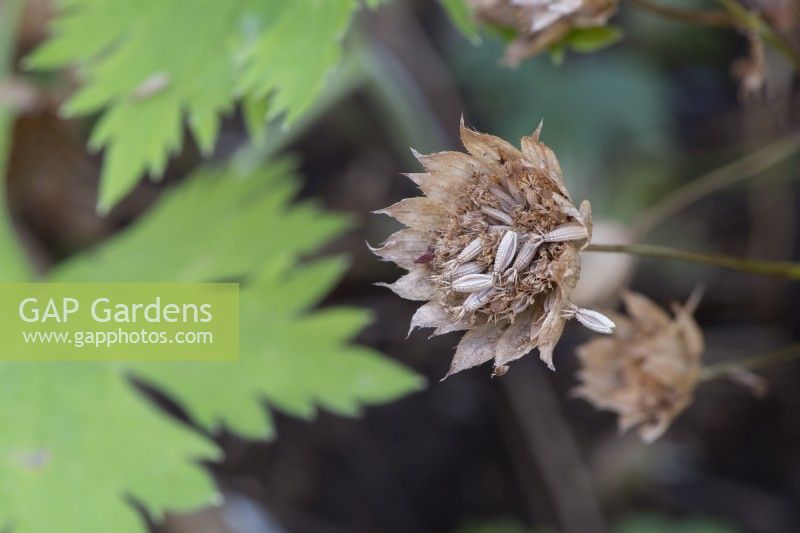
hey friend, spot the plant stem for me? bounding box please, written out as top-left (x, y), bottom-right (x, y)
top-left (629, 0), bottom-right (800, 70)
top-left (629, 0), bottom-right (737, 26)
top-left (633, 133), bottom-right (800, 238)
top-left (715, 0), bottom-right (800, 70)
top-left (701, 343), bottom-right (800, 380)
top-left (585, 243), bottom-right (800, 280)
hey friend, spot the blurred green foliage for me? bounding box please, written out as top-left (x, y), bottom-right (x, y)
top-left (1, 2), bottom-right (425, 531)
top-left (0, 162), bottom-right (422, 533)
top-left (0, 0), bottom-right (30, 281)
top-left (440, 0), bottom-right (482, 44)
top-left (26, 0), bottom-right (377, 211)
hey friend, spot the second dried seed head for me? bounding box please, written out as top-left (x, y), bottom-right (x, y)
top-left (468, 0), bottom-right (619, 65)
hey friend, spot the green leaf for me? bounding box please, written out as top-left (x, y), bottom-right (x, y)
top-left (564, 26), bottom-right (623, 54)
top-left (0, 363), bottom-right (220, 533)
top-left (0, 161), bottom-right (422, 532)
top-left (439, 0), bottom-right (481, 43)
top-left (26, 0), bottom-right (366, 211)
top-left (549, 42), bottom-right (567, 66)
top-left (53, 162), bottom-right (423, 437)
top-left (235, 1), bottom-right (358, 125)
top-left (51, 161), bottom-right (351, 282)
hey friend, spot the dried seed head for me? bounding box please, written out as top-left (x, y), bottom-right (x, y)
top-left (573, 291), bottom-right (704, 442)
top-left (372, 119), bottom-right (597, 377)
top-left (468, 0), bottom-right (619, 65)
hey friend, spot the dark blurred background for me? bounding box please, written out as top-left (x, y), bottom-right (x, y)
top-left (7, 0), bottom-right (800, 532)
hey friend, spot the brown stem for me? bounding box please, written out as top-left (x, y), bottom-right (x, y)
top-left (585, 243), bottom-right (800, 280)
top-left (701, 343), bottom-right (800, 380)
top-left (498, 360), bottom-right (605, 533)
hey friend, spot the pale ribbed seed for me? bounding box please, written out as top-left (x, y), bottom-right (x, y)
top-left (493, 230), bottom-right (518, 273)
top-left (573, 308), bottom-right (616, 334)
top-left (552, 193), bottom-right (583, 222)
top-left (489, 224), bottom-right (512, 233)
top-left (452, 273), bottom-right (495, 292)
top-left (490, 186), bottom-right (517, 211)
top-left (461, 288), bottom-right (495, 313)
top-left (450, 262), bottom-right (483, 278)
top-left (541, 224), bottom-right (588, 243)
top-left (481, 206), bottom-right (514, 226)
top-left (510, 236), bottom-right (542, 271)
top-left (499, 197), bottom-right (516, 212)
top-left (509, 298), bottom-right (530, 315)
top-left (504, 178), bottom-right (525, 204)
top-left (456, 238), bottom-right (483, 263)
top-left (525, 190), bottom-right (538, 207)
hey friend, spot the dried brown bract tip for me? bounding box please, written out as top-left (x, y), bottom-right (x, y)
top-left (371, 119), bottom-right (613, 378)
top-left (468, 0), bottom-right (618, 65)
top-left (573, 291), bottom-right (704, 442)
top-left (731, 32), bottom-right (767, 101)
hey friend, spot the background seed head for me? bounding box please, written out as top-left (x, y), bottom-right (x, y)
top-left (573, 291), bottom-right (704, 442)
top-left (468, 0), bottom-right (619, 65)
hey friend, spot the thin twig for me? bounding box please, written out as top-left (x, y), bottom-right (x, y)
top-left (633, 133), bottom-right (800, 238)
top-left (629, 0), bottom-right (800, 70)
top-left (585, 243), bottom-right (800, 280)
top-left (701, 343), bottom-right (800, 380)
top-left (629, 0), bottom-right (737, 26)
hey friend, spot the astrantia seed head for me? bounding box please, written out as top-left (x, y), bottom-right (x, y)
top-left (372, 119), bottom-right (608, 377)
top-left (468, 0), bottom-right (618, 65)
top-left (572, 291), bottom-right (704, 442)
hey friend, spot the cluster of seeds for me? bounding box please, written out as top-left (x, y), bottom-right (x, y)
top-left (428, 153), bottom-right (608, 333)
